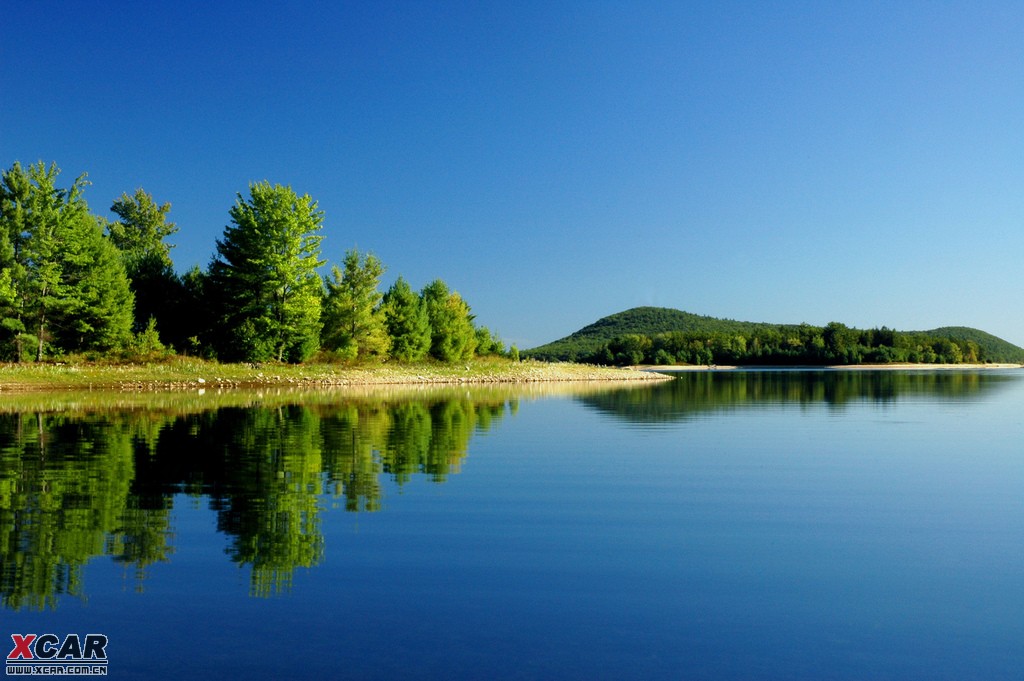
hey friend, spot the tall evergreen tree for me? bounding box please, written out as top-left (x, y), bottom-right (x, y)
top-left (208, 182), bottom-right (324, 363)
top-left (107, 189), bottom-right (177, 268)
top-left (53, 215), bottom-right (135, 353)
top-left (321, 249), bottom-right (390, 360)
top-left (0, 164), bottom-right (29, 359)
top-left (382, 276), bottom-right (431, 362)
top-left (107, 189), bottom-right (183, 338)
top-left (0, 162), bottom-right (134, 360)
top-left (421, 279), bottom-right (477, 362)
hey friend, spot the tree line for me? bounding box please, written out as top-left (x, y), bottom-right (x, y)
top-left (591, 322), bottom-right (989, 366)
top-left (0, 160), bottom-right (515, 364)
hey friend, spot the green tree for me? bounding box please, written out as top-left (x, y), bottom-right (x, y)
top-left (474, 326), bottom-right (505, 356)
top-left (934, 338), bottom-right (963, 363)
top-left (107, 189), bottom-right (183, 338)
top-left (0, 162), bottom-right (134, 360)
top-left (321, 249), bottom-right (390, 360)
top-left (823, 321), bottom-right (855, 364)
top-left (107, 189), bottom-right (177, 269)
top-left (606, 334), bottom-right (653, 365)
top-left (54, 222), bottom-right (135, 353)
top-left (421, 279), bottom-right (477, 362)
top-left (963, 340), bottom-right (980, 364)
top-left (0, 257), bottom-right (27, 361)
top-left (0, 166), bottom-right (29, 359)
top-left (16, 162), bottom-right (80, 359)
top-left (381, 276), bottom-right (431, 362)
top-left (208, 182), bottom-right (325, 363)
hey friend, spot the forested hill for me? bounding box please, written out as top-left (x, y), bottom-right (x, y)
top-left (922, 327), bottom-right (1024, 361)
top-left (524, 307), bottom-right (1024, 365)
top-left (525, 308), bottom-right (779, 361)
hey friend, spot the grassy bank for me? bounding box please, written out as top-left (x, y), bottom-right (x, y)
top-left (0, 357), bottom-right (669, 392)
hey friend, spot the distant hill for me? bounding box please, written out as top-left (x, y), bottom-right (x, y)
top-left (919, 326), bottom-right (1024, 364)
top-left (525, 306), bottom-right (1024, 365)
top-left (525, 307), bottom-right (782, 361)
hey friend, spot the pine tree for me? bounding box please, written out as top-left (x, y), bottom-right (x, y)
top-left (474, 326), bottom-right (505, 356)
top-left (421, 279), bottom-right (477, 362)
top-left (108, 189), bottom-right (177, 268)
top-left (382, 276), bottom-right (430, 362)
top-left (208, 182), bottom-right (325, 363)
top-left (53, 213), bottom-right (135, 353)
top-left (0, 164), bottom-right (29, 359)
top-left (0, 162), bottom-right (134, 360)
top-left (14, 161), bottom-right (75, 360)
top-left (321, 249), bottom-right (390, 360)
top-left (107, 189), bottom-right (183, 338)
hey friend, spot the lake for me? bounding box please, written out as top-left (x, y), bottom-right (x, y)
top-left (2, 369), bottom-right (1022, 680)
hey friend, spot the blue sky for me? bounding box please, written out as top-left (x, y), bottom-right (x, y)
top-left (3, 1), bottom-right (1022, 348)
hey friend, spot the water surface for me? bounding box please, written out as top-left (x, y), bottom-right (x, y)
top-left (3, 371), bottom-right (1022, 679)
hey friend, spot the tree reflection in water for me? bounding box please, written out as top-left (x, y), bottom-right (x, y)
top-left (4, 370), bottom-right (1008, 609)
top-left (578, 368), bottom-right (1016, 424)
top-left (0, 388), bottom-right (517, 607)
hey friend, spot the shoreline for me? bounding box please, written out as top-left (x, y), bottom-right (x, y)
top-left (0, 359), bottom-right (672, 393)
top-left (638, 363), bottom-right (1023, 372)
top-left (1, 360), bottom-right (1019, 393)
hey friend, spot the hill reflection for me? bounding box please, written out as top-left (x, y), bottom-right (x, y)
top-left (577, 368), bottom-right (1020, 424)
top-left (5, 371), bottom-right (1015, 610)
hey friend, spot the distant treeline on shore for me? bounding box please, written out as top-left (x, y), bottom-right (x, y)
top-left (583, 325), bottom-right (997, 366)
top-left (526, 307), bottom-right (1024, 366)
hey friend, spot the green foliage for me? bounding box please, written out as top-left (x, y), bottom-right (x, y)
top-left (62, 159), bottom-right (1024, 370)
top-left (0, 161), bottom-right (134, 361)
top-left (474, 326), bottom-right (506, 356)
top-left (208, 182), bottom-right (325, 363)
top-left (923, 326), bottom-right (1024, 363)
top-left (125, 317), bottom-right (167, 361)
top-left (171, 266), bottom-right (216, 358)
top-left (0, 269), bottom-right (24, 360)
top-left (321, 249), bottom-right (390, 360)
top-left (59, 219), bottom-right (135, 352)
top-left (382, 276), bottom-right (431, 362)
top-left (527, 306), bottom-right (1024, 366)
top-left (421, 279), bottom-right (477, 362)
top-left (107, 189), bottom-right (185, 336)
top-left (0, 158), bottom-right (512, 367)
top-left (526, 307), bottom-right (776, 362)
top-left (604, 333), bottom-right (653, 365)
top-left (107, 189), bottom-right (177, 269)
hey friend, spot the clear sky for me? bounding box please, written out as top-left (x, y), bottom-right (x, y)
top-left (3, 1), bottom-right (1022, 348)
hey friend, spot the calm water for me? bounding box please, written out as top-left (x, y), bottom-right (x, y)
top-left (3, 370), bottom-right (1023, 680)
